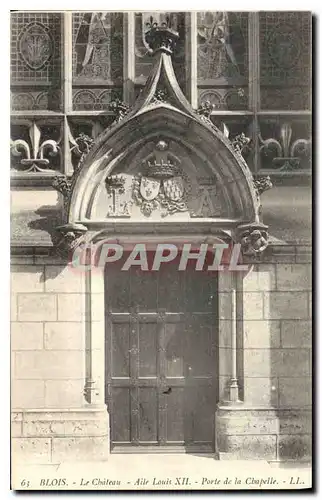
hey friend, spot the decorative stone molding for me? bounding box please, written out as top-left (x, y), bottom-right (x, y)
top-left (108, 99), bottom-right (130, 123)
top-left (253, 175), bottom-right (273, 196)
top-left (10, 121), bottom-right (60, 173)
top-left (259, 121), bottom-right (311, 172)
top-left (144, 15), bottom-right (179, 55)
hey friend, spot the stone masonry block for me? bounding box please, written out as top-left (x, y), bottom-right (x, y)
top-left (11, 265), bottom-right (45, 293)
top-left (217, 435), bottom-right (277, 460)
top-left (11, 379), bottom-right (45, 408)
top-left (15, 351), bottom-right (84, 380)
top-left (44, 265), bottom-right (84, 293)
top-left (238, 292), bottom-right (263, 320)
top-left (12, 437), bottom-right (51, 464)
top-left (11, 322), bottom-right (43, 350)
top-left (278, 435), bottom-right (312, 460)
top-left (238, 265), bottom-right (276, 292)
top-left (243, 320), bottom-right (281, 348)
top-left (17, 294), bottom-right (57, 322)
top-left (281, 320), bottom-right (312, 348)
top-left (243, 377), bottom-right (278, 406)
top-left (45, 379), bottom-right (85, 407)
top-left (276, 264), bottom-right (311, 291)
top-left (57, 294), bottom-right (85, 321)
top-left (278, 410), bottom-right (312, 435)
top-left (279, 377), bottom-right (312, 407)
top-left (263, 292), bottom-right (308, 320)
top-left (44, 322), bottom-right (84, 350)
top-left (52, 437), bottom-right (109, 462)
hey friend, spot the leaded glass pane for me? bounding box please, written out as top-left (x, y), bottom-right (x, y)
top-left (135, 12), bottom-right (186, 89)
top-left (72, 12), bottom-right (123, 110)
top-left (260, 12), bottom-right (311, 110)
top-left (10, 12), bottom-right (62, 111)
top-left (197, 12), bottom-right (248, 110)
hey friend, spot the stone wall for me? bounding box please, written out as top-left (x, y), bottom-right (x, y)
top-left (11, 252), bottom-right (109, 463)
top-left (11, 245), bottom-right (312, 462)
top-left (217, 244), bottom-right (312, 461)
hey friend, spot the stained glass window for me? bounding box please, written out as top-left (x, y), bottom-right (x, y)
top-left (260, 12), bottom-right (311, 110)
top-left (10, 12), bottom-right (62, 111)
top-left (10, 11), bottom-right (312, 181)
top-left (197, 12), bottom-right (248, 110)
top-left (72, 12), bottom-right (123, 110)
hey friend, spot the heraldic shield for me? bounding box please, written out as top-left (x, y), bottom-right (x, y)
top-left (139, 176), bottom-right (161, 201)
top-left (163, 176), bottom-right (184, 201)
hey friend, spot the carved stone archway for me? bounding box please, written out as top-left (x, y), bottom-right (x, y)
top-left (52, 18), bottom-right (274, 458)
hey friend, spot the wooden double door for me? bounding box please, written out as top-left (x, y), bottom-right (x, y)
top-left (105, 258), bottom-right (218, 452)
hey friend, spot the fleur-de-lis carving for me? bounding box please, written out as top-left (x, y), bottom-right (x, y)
top-left (259, 122), bottom-right (311, 171)
top-left (10, 122), bottom-right (60, 173)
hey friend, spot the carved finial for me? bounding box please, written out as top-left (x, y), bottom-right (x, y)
top-left (144, 15), bottom-right (179, 55)
top-left (108, 99), bottom-right (130, 122)
top-left (253, 176), bottom-right (273, 196)
top-left (197, 100), bottom-right (216, 118)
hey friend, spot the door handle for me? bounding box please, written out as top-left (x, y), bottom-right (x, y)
top-left (162, 387), bottom-right (172, 395)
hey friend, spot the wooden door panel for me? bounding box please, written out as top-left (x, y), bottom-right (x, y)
top-left (105, 263), bottom-right (218, 450)
top-left (111, 388), bottom-right (131, 443)
top-left (111, 323), bottom-right (130, 377)
top-left (138, 323), bottom-right (158, 377)
top-left (138, 388), bottom-right (158, 442)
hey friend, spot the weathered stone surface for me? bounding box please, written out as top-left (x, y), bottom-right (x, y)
top-left (263, 292), bottom-right (309, 320)
top-left (17, 294), bottom-right (57, 322)
top-left (276, 264), bottom-right (311, 291)
top-left (278, 350), bottom-right (311, 377)
top-left (279, 377), bottom-right (312, 407)
top-left (243, 320), bottom-right (281, 348)
top-left (239, 265), bottom-right (276, 292)
top-left (15, 351), bottom-right (84, 379)
top-left (11, 265), bottom-right (45, 293)
top-left (217, 435), bottom-right (277, 460)
top-left (23, 418), bottom-right (107, 437)
top-left (243, 349), bottom-right (273, 377)
top-left (11, 379), bottom-right (45, 408)
top-left (217, 414), bottom-right (279, 435)
top-left (278, 410), bottom-right (312, 435)
top-left (52, 437), bottom-right (109, 462)
top-left (238, 292), bottom-right (264, 320)
top-left (278, 435), bottom-right (312, 460)
top-left (45, 379), bottom-right (85, 407)
top-left (295, 246), bottom-right (312, 263)
top-left (281, 320), bottom-right (312, 348)
top-left (45, 265), bottom-right (84, 293)
top-left (11, 295), bottom-right (17, 321)
top-left (12, 437), bottom-right (51, 464)
top-left (218, 347), bottom-right (234, 377)
top-left (243, 377), bottom-right (278, 406)
top-left (11, 421), bottom-right (22, 437)
top-left (218, 320), bottom-right (232, 348)
top-left (57, 294), bottom-right (85, 321)
top-left (11, 322), bottom-right (43, 350)
top-left (44, 322), bottom-right (84, 350)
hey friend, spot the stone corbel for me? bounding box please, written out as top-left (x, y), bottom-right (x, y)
top-left (235, 222), bottom-right (269, 258)
top-left (52, 222), bottom-right (88, 258)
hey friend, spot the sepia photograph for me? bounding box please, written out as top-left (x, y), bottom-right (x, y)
top-left (9, 8), bottom-right (313, 491)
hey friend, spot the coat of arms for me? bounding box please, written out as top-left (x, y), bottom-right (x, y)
top-left (132, 140), bottom-right (190, 217)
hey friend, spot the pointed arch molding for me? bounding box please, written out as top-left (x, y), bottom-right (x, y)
top-left (53, 35), bottom-right (269, 257)
top-left (69, 104), bottom-right (258, 225)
